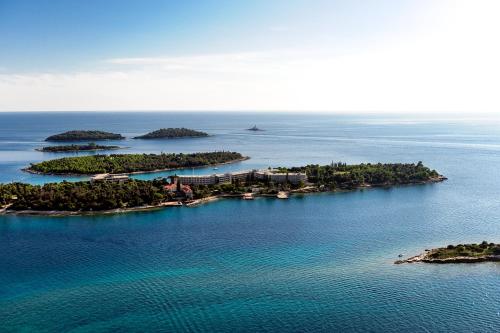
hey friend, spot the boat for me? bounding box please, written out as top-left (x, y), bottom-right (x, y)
top-left (247, 125), bottom-right (262, 131)
top-left (161, 201), bottom-right (183, 207)
top-left (242, 193), bottom-right (254, 200)
top-left (277, 191), bottom-right (289, 199)
top-left (213, 167), bottom-right (218, 170)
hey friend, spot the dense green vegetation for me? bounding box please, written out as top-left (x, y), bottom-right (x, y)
top-left (429, 242), bottom-right (500, 259)
top-left (0, 180), bottom-right (170, 211)
top-left (190, 162), bottom-right (441, 199)
top-left (27, 151), bottom-right (245, 174)
top-left (2, 160), bottom-right (442, 213)
top-left (37, 142), bottom-right (122, 152)
top-left (190, 181), bottom-right (285, 199)
top-left (287, 161), bottom-right (440, 189)
top-left (45, 130), bottom-right (124, 142)
top-left (134, 128), bottom-right (209, 139)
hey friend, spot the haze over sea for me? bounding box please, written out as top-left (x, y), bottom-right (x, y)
top-left (1, 112), bottom-right (500, 332)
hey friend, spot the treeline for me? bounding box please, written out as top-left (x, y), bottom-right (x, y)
top-left (430, 242), bottom-right (500, 258)
top-left (134, 128), bottom-right (208, 139)
top-left (190, 182), bottom-right (283, 199)
top-left (1, 161), bottom-right (442, 212)
top-left (0, 180), bottom-right (170, 211)
top-left (190, 162), bottom-right (441, 198)
top-left (27, 151), bottom-right (245, 175)
top-left (45, 131), bottom-right (124, 142)
top-left (38, 142), bottom-right (121, 152)
top-left (287, 161), bottom-right (440, 189)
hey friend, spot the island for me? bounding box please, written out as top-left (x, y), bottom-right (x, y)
top-left (1, 161), bottom-right (445, 215)
top-left (36, 142), bottom-right (123, 153)
top-left (24, 151), bottom-right (247, 175)
top-left (45, 130), bottom-right (124, 142)
top-left (395, 242), bottom-right (500, 264)
top-left (133, 128), bottom-right (209, 139)
top-left (247, 125), bottom-right (263, 131)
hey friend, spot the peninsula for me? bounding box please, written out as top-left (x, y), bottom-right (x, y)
top-left (36, 142), bottom-right (123, 153)
top-left (2, 161), bottom-right (445, 215)
top-left (395, 242), bottom-right (500, 264)
top-left (25, 151), bottom-right (247, 175)
top-left (45, 130), bottom-right (124, 142)
top-left (133, 128), bottom-right (209, 139)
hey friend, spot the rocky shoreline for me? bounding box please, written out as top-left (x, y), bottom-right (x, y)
top-left (395, 242), bottom-right (500, 264)
top-left (1, 177), bottom-right (446, 217)
top-left (395, 253), bottom-right (500, 264)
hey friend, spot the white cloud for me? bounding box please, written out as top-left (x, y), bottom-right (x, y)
top-left (1, 0), bottom-right (499, 113)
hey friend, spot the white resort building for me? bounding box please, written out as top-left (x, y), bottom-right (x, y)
top-left (90, 173), bottom-right (129, 183)
top-left (177, 169), bottom-right (307, 186)
top-left (175, 174), bottom-right (218, 186)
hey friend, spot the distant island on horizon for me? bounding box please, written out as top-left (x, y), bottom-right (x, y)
top-left (45, 130), bottom-right (124, 142)
top-left (37, 142), bottom-right (124, 153)
top-left (133, 128), bottom-right (209, 139)
top-left (247, 125), bottom-right (263, 131)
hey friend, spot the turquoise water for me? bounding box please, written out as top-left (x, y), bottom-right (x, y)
top-left (1, 112), bottom-right (500, 332)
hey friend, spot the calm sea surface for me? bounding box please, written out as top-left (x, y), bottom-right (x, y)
top-left (1, 112), bottom-right (500, 332)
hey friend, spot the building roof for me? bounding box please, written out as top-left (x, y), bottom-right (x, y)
top-left (181, 185), bottom-right (192, 193)
top-left (164, 183), bottom-right (177, 191)
top-left (164, 183), bottom-right (192, 193)
top-left (91, 173), bottom-right (110, 180)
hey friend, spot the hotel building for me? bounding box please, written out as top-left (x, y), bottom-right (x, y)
top-left (177, 169), bottom-right (307, 186)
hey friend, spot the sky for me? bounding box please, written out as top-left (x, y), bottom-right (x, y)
top-left (0, 0), bottom-right (499, 113)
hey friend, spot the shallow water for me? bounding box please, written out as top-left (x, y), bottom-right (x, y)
top-left (1, 112), bottom-right (500, 332)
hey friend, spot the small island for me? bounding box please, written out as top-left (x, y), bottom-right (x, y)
top-left (25, 151), bottom-right (247, 175)
top-left (395, 242), bottom-right (500, 264)
top-left (45, 130), bottom-right (124, 142)
top-left (2, 161), bottom-right (445, 215)
top-left (247, 125), bottom-right (263, 131)
top-left (36, 142), bottom-right (123, 153)
top-left (133, 128), bottom-right (209, 139)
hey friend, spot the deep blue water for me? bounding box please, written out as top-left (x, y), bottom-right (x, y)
top-left (1, 112), bottom-right (500, 332)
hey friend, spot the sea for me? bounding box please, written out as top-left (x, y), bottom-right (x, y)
top-left (0, 112), bottom-right (499, 332)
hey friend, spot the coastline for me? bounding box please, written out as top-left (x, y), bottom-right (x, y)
top-left (395, 253), bottom-right (500, 264)
top-left (21, 156), bottom-right (250, 177)
top-left (395, 242), bottom-right (500, 264)
top-left (1, 176), bottom-right (445, 217)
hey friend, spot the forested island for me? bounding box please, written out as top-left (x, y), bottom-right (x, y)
top-left (286, 161), bottom-right (440, 188)
top-left (396, 242), bottom-right (500, 264)
top-left (0, 179), bottom-right (171, 212)
top-left (134, 128), bottom-right (209, 139)
top-left (191, 162), bottom-right (443, 197)
top-left (37, 142), bottom-right (123, 153)
top-left (45, 130), bottom-right (124, 142)
top-left (2, 161), bottom-right (445, 215)
top-left (25, 152), bottom-right (246, 175)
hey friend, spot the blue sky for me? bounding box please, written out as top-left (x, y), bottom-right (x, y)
top-left (0, 0), bottom-right (423, 71)
top-left (0, 0), bottom-right (499, 112)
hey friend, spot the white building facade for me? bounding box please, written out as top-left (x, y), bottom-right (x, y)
top-left (176, 169), bottom-right (307, 186)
